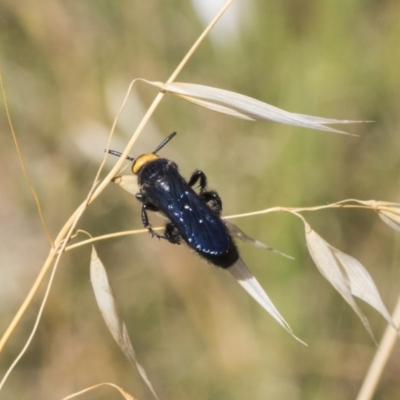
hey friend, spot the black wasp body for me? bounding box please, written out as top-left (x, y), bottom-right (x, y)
top-left (111, 132), bottom-right (239, 268)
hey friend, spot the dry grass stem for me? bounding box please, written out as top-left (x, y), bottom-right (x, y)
top-left (356, 294), bottom-right (400, 400)
top-left (61, 382), bottom-right (136, 400)
top-left (0, 71), bottom-right (53, 247)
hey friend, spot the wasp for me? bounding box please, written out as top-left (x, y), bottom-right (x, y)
top-left (109, 132), bottom-right (239, 268)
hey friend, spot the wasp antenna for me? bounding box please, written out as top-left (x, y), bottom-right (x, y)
top-left (153, 131), bottom-right (177, 154)
top-left (107, 149), bottom-right (135, 162)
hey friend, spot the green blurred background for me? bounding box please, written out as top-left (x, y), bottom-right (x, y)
top-left (1, 0), bottom-right (400, 399)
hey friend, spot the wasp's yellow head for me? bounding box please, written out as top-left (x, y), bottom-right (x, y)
top-left (108, 132), bottom-right (177, 175)
top-left (131, 153), bottom-right (159, 175)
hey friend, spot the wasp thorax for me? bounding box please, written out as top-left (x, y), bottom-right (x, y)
top-left (132, 153), bottom-right (159, 174)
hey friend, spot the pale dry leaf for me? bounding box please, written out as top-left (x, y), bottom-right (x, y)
top-left (90, 246), bottom-right (160, 400)
top-left (226, 221), bottom-right (294, 259)
top-left (228, 257), bottom-right (306, 345)
top-left (333, 249), bottom-right (398, 333)
top-left (305, 224), bottom-right (398, 339)
top-left (378, 206), bottom-right (400, 233)
top-left (112, 175), bottom-right (139, 196)
top-left (305, 226), bottom-right (375, 339)
top-left (169, 94), bottom-right (254, 120)
top-left (345, 200), bottom-right (400, 233)
top-left (379, 212), bottom-right (400, 232)
top-left (152, 81), bottom-right (364, 134)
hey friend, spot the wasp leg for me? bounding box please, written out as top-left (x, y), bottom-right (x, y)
top-left (137, 194), bottom-right (174, 241)
top-left (164, 222), bottom-right (181, 244)
top-left (143, 203), bottom-right (159, 212)
top-left (136, 192), bottom-right (145, 202)
top-left (136, 193), bottom-right (160, 213)
top-left (136, 193), bottom-right (157, 209)
top-left (201, 190), bottom-right (223, 215)
top-left (140, 204), bottom-right (166, 240)
top-left (139, 201), bottom-right (179, 243)
top-left (188, 171), bottom-right (223, 214)
top-left (188, 170), bottom-right (208, 193)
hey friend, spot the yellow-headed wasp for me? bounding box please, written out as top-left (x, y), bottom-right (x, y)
top-left (109, 132), bottom-right (239, 268)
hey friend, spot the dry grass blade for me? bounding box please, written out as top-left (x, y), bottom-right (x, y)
top-left (305, 224), bottom-right (398, 340)
top-left (226, 221), bottom-right (294, 259)
top-left (333, 250), bottom-right (398, 332)
top-left (154, 82), bottom-right (363, 134)
top-left (305, 226), bottom-right (374, 339)
top-left (90, 247), bottom-right (159, 400)
top-left (228, 257), bottom-right (306, 345)
top-left (378, 211), bottom-right (400, 232)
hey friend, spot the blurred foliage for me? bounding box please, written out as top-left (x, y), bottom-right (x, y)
top-left (1, 0), bottom-right (400, 399)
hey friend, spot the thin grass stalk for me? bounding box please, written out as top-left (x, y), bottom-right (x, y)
top-left (0, 71), bottom-right (53, 247)
top-left (60, 200), bottom-right (399, 252)
top-left (0, 201), bottom-right (88, 389)
top-left (165, 0), bottom-right (233, 84)
top-left (60, 382), bottom-right (135, 400)
top-left (356, 294), bottom-right (400, 400)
